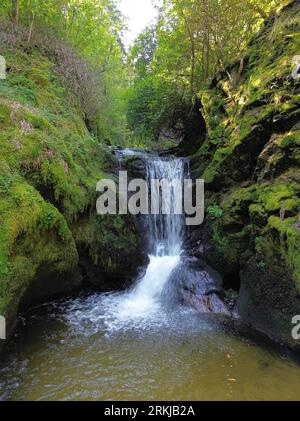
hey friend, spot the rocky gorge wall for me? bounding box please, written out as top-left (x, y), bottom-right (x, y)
top-left (0, 45), bottom-right (144, 352)
top-left (188, 0), bottom-right (300, 350)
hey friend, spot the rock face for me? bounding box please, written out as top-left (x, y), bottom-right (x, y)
top-left (189, 0), bottom-right (300, 350)
top-left (168, 257), bottom-right (230, 317)
top-left (237, 252), bottom-right (300, 352)
top-left (173, 99), bottom-right (207, 156)
top-left (72, 212), bottom-right (146, 289)
top-left (0, 46), bottom-right (144, 352)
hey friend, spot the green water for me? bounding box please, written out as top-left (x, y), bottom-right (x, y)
top-left (0, 292), bottom-right (300, 401)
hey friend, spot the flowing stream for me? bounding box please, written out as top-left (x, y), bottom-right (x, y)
top-left (1, 152), bottom-right (300, 401)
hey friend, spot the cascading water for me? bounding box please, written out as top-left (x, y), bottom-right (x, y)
top-left (62, 152), bottom-right (187, 331)
top-left (146, 157), bottom-right (185, 257)
top-left (51, 151), bottom-right (189, 334)
top-left (115, 156), bottom-right (185, 318)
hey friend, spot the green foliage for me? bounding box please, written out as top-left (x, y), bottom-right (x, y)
top-left (0, 0), bottom-right (128, 145)
top-left (207, 204), bottom-right (223, 219)
top-left (255, 236), bottom-right (264, 254)
top-left (211, 223), bottom-right (229, 252)
top-left (0, 43), bottom-right (115, 321)
top-left (124, 0), bottom-right (287, 143)
top-left (125, 74), bottom-right (187, 142)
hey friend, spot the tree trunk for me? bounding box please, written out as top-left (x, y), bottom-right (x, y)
top-left (27, 13), bottom-right (35, 44)
top-left (11, 0), bottom-right (19, 29)
top-left (205, 26), bottom-right (210, 80)
top-left (204, 1), bottom-right (210, 80)
top-left (181, 10), bottom-right (195, 97)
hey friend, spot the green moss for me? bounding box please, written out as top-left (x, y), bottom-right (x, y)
top-left (72, 213), bottom-right (142, 280)
top-left (0, 44), bottom-right (139, 338)
top-left (249, 203), bottom-right (268, 227)
top-left (267, 216), bottom-right (300, 291)
top-left (278, 130), bottom-right (300, 154)
top-left (258, 183), bottom-right (300, 212)
top-left (0, 47), bottom-right (114, 222)
top-left (0, 173), bottom-right (78, 319)
top-left (222, 186), bottom-right (257, 216)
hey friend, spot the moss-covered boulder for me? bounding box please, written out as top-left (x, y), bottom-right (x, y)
top-left (72, 213), bottom-right (145, 288)
top-left (190, 0), bottom-right (300, 350)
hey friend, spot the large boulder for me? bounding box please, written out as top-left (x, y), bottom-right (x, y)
top-left (167, 257), bottom-right (230, 316)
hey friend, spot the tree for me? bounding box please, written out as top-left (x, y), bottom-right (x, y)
top-left (126, 0), bottom-right (290, 144)
top-left (11, 0), bottom-right (19, 28)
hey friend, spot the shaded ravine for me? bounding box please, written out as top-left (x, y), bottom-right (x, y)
top-left (1, 151), bottom-right (300, 401)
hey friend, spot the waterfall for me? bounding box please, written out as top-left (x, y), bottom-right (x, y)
top-left (75, 151), bottom-right (188, 328)
top-left (146, 157), bottom-right (185, 257)
top-left (117, 155), bottom-right (185, 317)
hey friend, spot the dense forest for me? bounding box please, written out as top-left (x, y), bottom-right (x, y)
top-left (0, 0), bottom-right (300, 402)
top-left (0, 0), bottom-right (289, 145)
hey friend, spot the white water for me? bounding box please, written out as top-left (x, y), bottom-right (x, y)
top-left (75, 153), bottom-right (186, 329)
top-left (147, 157), bottom-right (185, 256)
top-left (119, 155), bottom-right (185, 317)
top-left (114, 254), bottom-right (180, 319)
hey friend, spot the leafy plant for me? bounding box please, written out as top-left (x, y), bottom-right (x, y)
top-left (207, 204), bottom-right (223, 219)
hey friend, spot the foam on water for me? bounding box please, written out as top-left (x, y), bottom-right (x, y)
top-left (61, 254), bottom-right (184, 335)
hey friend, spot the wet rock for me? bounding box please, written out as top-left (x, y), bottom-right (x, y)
top-left (112, 149), bottom-right (148, 179)
top-left (20, 267), bottom-right (83, 310)
top-left (181, 290), bottom-right (228, 314)
top-left (237, 253), bottom-right (300, 353)
top-left (180, 254), bottom-right (205, 270)
top-left (174, 99), bottom-right (207, 157)
top-left (171, 260), bottom-right (230, 316)
top-left (124, 156), bottom-right (147, 179)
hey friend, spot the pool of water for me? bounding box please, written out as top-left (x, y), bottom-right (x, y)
top-left (1, 290), bottom-right (300, 401)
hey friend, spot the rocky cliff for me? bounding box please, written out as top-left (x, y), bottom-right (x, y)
top-left (189, 0), bottom-right (300, 350)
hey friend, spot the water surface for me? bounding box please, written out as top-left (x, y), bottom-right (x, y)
top-left (0, 291), bottom-right (300, 401)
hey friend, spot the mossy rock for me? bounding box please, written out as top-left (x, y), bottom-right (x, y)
top-left (190, 1), bottom-right (300, 349)
top-left (0, 174), bottom-right (79, 341)
top-left (72, 213), bottom-right (145, 287)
